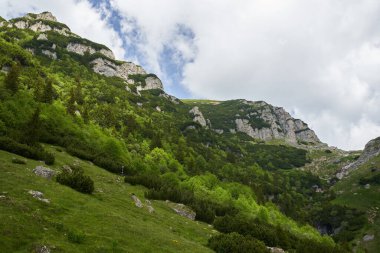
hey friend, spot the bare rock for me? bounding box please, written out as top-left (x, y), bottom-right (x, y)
top-left (28, 190), bottom-right (50, 203)
top-left (33, 166), bottom-right (56, 179)
top-left (189, 106), bottom-right (207, 127)
top-left (37, 33), bottom-right (48, 40)
top-left (131, 194), bottom-right (143, 208)
top-left (35, 245), bottom-right (51, 253)
top-left (363, 234), bottom-right (375, 241)
top-left (62, 165), bottom-right (72, 173)
top-left (159, 93), bottom-right (180, 104)
top-left (166, 201), bottom-right (196, 220)
top-left (147, 205), bottom-right (155, 213)
top-left (267, 247), bottom-right (285, 253)
top-left (42, 50), bottom-right (57, 60)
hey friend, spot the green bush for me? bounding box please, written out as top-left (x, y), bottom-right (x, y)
top-left (208, 232), bottom-right (269, 253)
top-left (0, 137), bottom-right (54, 165)
top-left (56, 166), bottom-right (94, 194)
top-left (11, 157), bottom-right (26, 164)
top-left (67, 230), bottom-right (86, 244)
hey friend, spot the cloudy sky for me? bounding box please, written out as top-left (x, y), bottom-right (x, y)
top-left (1, 0), bottom-right (380, 150)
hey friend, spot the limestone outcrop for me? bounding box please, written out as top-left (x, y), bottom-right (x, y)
top-left (336, 137), bottom-right (380, 179)
top-left (189, 106), bottom-right (208, 127)
top-left (66, 43), bottom-right (115, 59)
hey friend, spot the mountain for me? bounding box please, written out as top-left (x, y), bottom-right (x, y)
top-left (0, 11), bottom-right (377, 253)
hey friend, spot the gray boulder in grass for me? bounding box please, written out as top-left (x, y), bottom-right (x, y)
top-left (33, 166), bottom-right (56, 179)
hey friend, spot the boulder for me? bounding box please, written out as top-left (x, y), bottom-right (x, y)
top-left (28, 190), bottom-right (50, 203)
top-left (131, 194), bottom-right (143, 208)
top-left (62, 165), bottom-right (72, 173)
top-left (42, 50), bottom-right (57, 60)
top-left (147, 205), bottom-right (155, 213)
top-left (166, 201), bottom-right (196, 220)
top-left (33, 166), bottom-right (56, 179)
top-left (267, 247), bottom-right (285, 253)
top-left (363, 234), bottom-right (375, 241)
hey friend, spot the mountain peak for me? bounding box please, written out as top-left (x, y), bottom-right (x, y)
top-left (25, 11), bottom-right (57, 22)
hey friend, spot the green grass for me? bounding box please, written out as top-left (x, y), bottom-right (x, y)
top-left (181, 99), bottom-right (221, 105)
top-left (332, 155), bottom-right (380, 253)
top-left (0, 147), bottom-right (214, 253)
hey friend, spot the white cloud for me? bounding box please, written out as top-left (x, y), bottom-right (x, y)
top-left (110, 0), bottom-right (380, 150)
top-left (0, 0), bottom-right (125, 59)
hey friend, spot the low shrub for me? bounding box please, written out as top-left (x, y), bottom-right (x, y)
top-left (11, 157), bottom-right (26, 164)
top-left (208, 232), bottom-right (269, 253)
top-left (0, 137), bottom-right (54, 165)
top-left (56, 166), bottom-right (94, 194)
top-left (67, 230), bottom-right (86, 244)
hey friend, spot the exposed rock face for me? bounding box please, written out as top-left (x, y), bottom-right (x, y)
top-left (336, 137), bottom-right (380, 179)
top-left (42, 50), bottom-right (57, 60)
top-left (267, 247), bottom-right (285, 253)
top-left (189, 106), bottom-right (207, 127)
top-left (142, 76), bottom-right (163, 90)
top-left (37, 33), bottom-right (48, 40)
top-left (33, 166), bottom-right (56, 179)
top-left (235, 100), bottom-right (320, 144)
top-left (36, 12), bottom-right (57, 22)
top-left (10, 12), bottom-right (70, 36)
top-left (91, 58), bottom-right (146, 80)
top-left (66, 43), bottom-right (115, 59)
top-left (159, 93), bottom-right (180, 104)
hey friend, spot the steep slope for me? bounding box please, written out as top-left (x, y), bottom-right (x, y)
top-left (0, 11), bottom-right (364, 252)
top-left (0, 147), bottom-right (214, 253)
top-left (332, 137), bottom-right (380, 252)
top-left (184, 99), bottom-right (322, 146)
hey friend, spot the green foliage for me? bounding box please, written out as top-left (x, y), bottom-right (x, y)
top-left (56, 166), bottom-right (94, 194)
top-left (0, 137), bottom-right (54, 164)
top-left (359, 173), bottom-right (380, 185)
top-left (11, 157), bottom-right (26, 164)
top-left (67, 230), bottom-right (86, 244)
top-left (208, 232), bottom-right (269, 253)
top-left (4, 62), bottom-right (20, 93)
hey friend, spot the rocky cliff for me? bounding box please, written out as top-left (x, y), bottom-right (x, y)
top-left (336, 137), bottom-right (380, 179)
top-left (5, 12), bottom-right (163, 91)
top-left (188, 100), bottom-right (321, 145)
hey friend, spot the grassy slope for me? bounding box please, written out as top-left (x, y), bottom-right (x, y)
top-left (0, 147), bottom-right (214, 253)
top-left (332, 155), bottom-right (380, 252)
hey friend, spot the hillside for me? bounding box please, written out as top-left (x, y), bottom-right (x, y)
top-left (0, 11), bottom-right (377, 253)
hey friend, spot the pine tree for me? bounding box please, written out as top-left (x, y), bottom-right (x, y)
top-left (22, 107), bottom-right (41, 145)
top-left (67, 88), bottom-right (76, 115)
top-left (4, 62), bottom-right (21, 94)
top-left (41, 79), bottom-right (54, 103)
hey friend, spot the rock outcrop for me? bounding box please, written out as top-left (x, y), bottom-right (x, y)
top-left (28, 190), bottom-right (50, 203)
top-left (234, 101), bottom-right (320, 144)
top-left (33, 166), bottom-right (56, 179)
top-left (10, 12), bottom-right (70, 36)
top-left (131, 194), bottom-right (143, 208)
top-left (166, 200), bottom-right (196, 220)
top-left (66, 43), bottom-right (115, 59)
top-left (336, 137), bottom-right (380, 179)
top-left (139, 76), bottom-right (163, 90)
top-left (189, 106), bottom-right (208, 127)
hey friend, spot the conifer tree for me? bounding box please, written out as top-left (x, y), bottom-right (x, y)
top-left (23, 107), bottom-right (41, 145)
top-left (41, 79), bottom-right (54, 103)
top-left (4, 62), bottom-right (21, 94)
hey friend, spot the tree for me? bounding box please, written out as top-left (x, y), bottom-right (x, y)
top-left (41, 79), bottom-right (55, 103)
top-left (67, 88), bottom-right (76, 115)
top-left (4, 62), bottom-right (21, 94)
top-left (22, 107), bottom-right (41, 145)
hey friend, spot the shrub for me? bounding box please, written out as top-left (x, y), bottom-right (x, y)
top-left (208, 232), bottom-right (269, 253)
top-left (67, 230), bottom-right (86, 244)
top-left (56, 166), bottom-right (94, 194)
top-left (0, 137), bottom-right (54, 165)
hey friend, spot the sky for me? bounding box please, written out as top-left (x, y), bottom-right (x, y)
top-left (1, 0), bottom-right (380, 150)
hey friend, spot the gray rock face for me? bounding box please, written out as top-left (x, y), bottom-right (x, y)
top-left (10, 12), bottom-right (70, 36)
top-left (42, 50), bottom-right (57, 60)
top-left (66, 43), bottom-right (115, 59)
top-left (35, 245), bottom-right (51, 253)
top-left (91, 58), bottom-right (150, 84)
top-left (234, 100), bottom-right (320, 144)
top-left (37, 33), bottom-right (48, 40)
top-left (336, 137), bottom-right (380, 179)
top-left (159, 93), bottom-right (180, 104)
top-left (33, 166), bottom-right (56, 179)
top-left (267, 247), bottom-right (285, 253)
top-left (142, 76), bottom-right (163, 90)
top-left (189, 106), bottom-right (207, 127)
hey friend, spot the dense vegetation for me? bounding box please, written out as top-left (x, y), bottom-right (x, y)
top-left (0, 15), bottom-right (368, 252)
